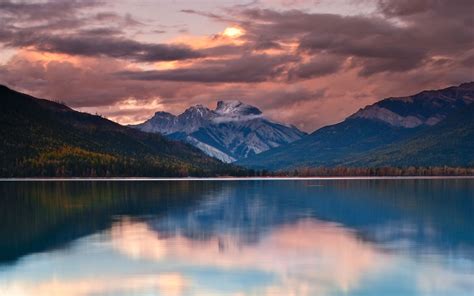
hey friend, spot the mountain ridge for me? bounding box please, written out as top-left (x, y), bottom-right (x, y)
top-left (343, 103), bottom-right (474, 167)
top-left (131, 100), bottom-right (306, 162)
top-left (350, 82), bottom-right (474, 128)
top-left (0, 85), bottom-right (245, 177)
top-left (238, 82), bottom-right (474, 170)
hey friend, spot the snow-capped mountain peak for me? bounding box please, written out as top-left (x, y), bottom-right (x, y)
top-left (184, 104), bottom-right (213, 115)
top-left (215, 100), bottom-right (262, 116)
top-left (182, 104), bottom-right (216, 121)
top-left (132, 100), bottom-right (306, 163)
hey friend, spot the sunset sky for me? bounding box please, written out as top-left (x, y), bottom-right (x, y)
top-left (1, 0), bottom-right (473, 131)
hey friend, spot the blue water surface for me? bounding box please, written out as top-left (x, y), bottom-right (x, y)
top-left (0, 179), bottom-right (473, 295)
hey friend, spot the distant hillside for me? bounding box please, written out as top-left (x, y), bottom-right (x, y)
top-left (0, 85), bottom-right (246, 177)
top-left (131, 100), bottom-right (306, 162)
top-left (239, 82), bottom-right (474, 170)
top-left (343, 104), bottom-right (474, 167)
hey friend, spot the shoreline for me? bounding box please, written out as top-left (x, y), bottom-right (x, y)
top-left (2, 176), bottom-right (474, 181)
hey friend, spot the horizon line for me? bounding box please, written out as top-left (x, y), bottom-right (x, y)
top-left (2, 176), bottom-right (474, 182)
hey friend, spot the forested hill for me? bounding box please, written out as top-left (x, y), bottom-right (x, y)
top-left (239, 82), bottom-right (474, 170)
top-left (0, 85), bottom-right (247, 177)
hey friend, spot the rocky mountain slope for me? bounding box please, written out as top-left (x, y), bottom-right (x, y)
top-left (132, 100), bottom-right (306, 162)
top-left (239, 82), bottom-right (474, 170)
top-left (344, 103), bottom-right (474, 167)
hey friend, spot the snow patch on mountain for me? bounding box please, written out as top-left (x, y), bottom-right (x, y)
top-left (215, 100), bottom-right (262, 116)
top-left (132, 100), bottom-right (306, 162)
top-left (185, 136), bottom-right (236, 163)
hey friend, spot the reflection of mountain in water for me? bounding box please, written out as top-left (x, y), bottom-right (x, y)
top-left (1, 179), bottom-right (474, 265)
top-left (150, 180), bottom-right (474, 254)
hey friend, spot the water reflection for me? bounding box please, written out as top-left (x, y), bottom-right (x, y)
top-left (0, 181), bottom-right (216, 263)
top-left (112, 219), bottom-right (390, 295)
top-left (0, 179), bottom-right (474, 295)
top-left (1, 273), bottom-right (187, 296)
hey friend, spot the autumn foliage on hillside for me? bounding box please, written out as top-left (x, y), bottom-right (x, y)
top-left (0, 85), bottom-right (247, 177)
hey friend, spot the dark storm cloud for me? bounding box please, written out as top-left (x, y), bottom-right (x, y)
top-left (229, 1), bottom-right (474, 76)
top-left (43, 36), bottom-right (201, 62)
top-left (77, 27), bottom-right (123, 36)
top-left (2, 0), bottom-right (472, 77)
top-left (373, 0), bottom-right (474, 75)
top-left (94, 12), bottom-right (144, 26)
top-left (0, 54), bottom-right (162, 108)
top-left (234, 9), bottom-right (426, 75)
top-left (0, 0), bottom-right (92, 35)
top-left (0, 1), bottom-right (203, 62)
top-left (0, 1), bottom-right (141, 31)
top-left (199, 44), bottom-right (247, 57)
top-left (377, 0), bottom-right (431, 16)
top-left (0, 0), bottom-right (100, 21)
top-left (256, 87), bottom-right (327, 110)
top-left (1, 0), bottom-right (473, 131)
top-left (118, 54), bottom-right (297, 83)
top-left (377, 0), bottom-right (473, 18)
top-left (288, 55), bottom-right (343, 80)
top-left (0, 28), bottom-right (202, 62)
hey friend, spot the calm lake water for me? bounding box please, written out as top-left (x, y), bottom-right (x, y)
top-left (0, 179), bottom-right (473, 296)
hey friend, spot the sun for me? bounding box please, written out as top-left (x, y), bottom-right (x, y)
top-left (222, 27), bottom-right (244, 38)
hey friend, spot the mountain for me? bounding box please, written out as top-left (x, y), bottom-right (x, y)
top-left (132, 100), bottom-right (306, 162)
top-left (344, 103), bottom-right (474, 167)
top-left (0, 85), bottom-right (246, 177)
top-left (239, 82), bottom-right (474, 170)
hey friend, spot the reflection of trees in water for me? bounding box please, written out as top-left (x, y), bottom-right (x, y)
top-left (151, 179), bottom-right (474, 255)
top-left (0, 181), bottom-right (220, 263)
top-left (319, 179), bottom-right (474, 249)
top-left (1, 179), bottom-right (473, 264)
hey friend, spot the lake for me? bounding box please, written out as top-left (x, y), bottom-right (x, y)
top-left (0, 179), bottom-right (473, 295)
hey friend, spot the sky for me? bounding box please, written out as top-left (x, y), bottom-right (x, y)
top-left (0, 0), bottom-right (473, 132)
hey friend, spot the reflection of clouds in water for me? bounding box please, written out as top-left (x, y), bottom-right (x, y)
top-left (416, 258), bottom-right (474, 296)
top-left (1, 218), bottom-right (474, 296)
top-left (2, 178), bottom-right (474, 296)
top-left (112, 219), bottom-right (391, 295)
top-left (0, 273), bottom-right (187, 296)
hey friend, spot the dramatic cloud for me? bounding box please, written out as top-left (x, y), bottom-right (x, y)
top-left (0, 0), bottom-right (99, 21)
top-left (377, 0), bottom-right (473, 18)
top-left (0, 0), bottom-right (202, 62)
top-left (7, 33), bottom-right (202, 62)
top-left (119, 54), bottom-right (297, 83)
top-left (288, 55), bottom-right (344, 80)
top-left (231, 6), bottom-right (469, 76)
top-left (0, 0), bottom-right (473, 131)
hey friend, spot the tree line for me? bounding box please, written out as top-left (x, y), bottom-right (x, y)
top-left (249, 166), bottom-right (474, 177)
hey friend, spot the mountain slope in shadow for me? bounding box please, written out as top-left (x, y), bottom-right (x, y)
top-left (0, 85), bottom-right (245, 177)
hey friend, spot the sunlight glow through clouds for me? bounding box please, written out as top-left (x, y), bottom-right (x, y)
top-left (78, 97), bottom-right (165, 125)
top-left (168, 27), bottom-right (245, 51)
top-left (1, 0), bottom-right (472, 131)
top-left (223, 27), bottom-right (244, 38)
